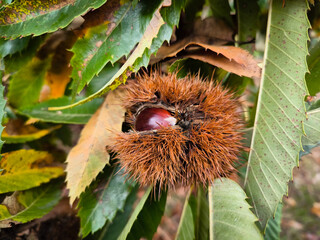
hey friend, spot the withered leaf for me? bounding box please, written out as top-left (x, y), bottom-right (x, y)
top-left (153, 36), bottom-right (261, 78)
top-left (66, 88), bottom-right (126, 204)
top-left (2, 118), bottom-right (60, 144)
top-left (193, 17), bottom-right (234, 44)
top-left (184, 49), bottom-right (260, 79)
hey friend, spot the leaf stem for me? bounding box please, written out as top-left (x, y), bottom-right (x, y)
top-left (208, 185), bottom-right (214, 240)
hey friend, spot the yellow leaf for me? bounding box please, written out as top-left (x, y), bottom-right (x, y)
top-left (40, 34), bottom-right (76, 101)
top-left (0, 150), bottom-right (64, 194)
top-left (42, 66), bottom-right (72, 100)
top-left (2, 119), bottom-right (60, 144)
top-left (66, 88), bottom-right (126, 203)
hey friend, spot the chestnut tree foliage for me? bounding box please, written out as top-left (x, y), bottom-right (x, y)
top-left (0, 0), bottom-right (320, 239)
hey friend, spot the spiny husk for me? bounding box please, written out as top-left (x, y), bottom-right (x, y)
top-left (110, 72), bottom-right (243, 189)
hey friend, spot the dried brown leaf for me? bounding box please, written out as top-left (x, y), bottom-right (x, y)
top-left (66, 88), bottom-right (126, 204)
top-left (185, 49), bottom-right (260, 78)
top-left (153, 36), bottom-right (261, 78)
top-left (2, 119), bottom-right (60, 144)
top-left (193, 17), bottom-right (234, 43)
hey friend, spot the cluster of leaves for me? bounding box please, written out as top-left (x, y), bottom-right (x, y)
top-left (0, 0), bottom-right (320, 239)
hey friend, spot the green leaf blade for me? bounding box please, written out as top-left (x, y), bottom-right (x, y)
top-left (2, 126), bottom-right (60, 144)
top-left (70, 0), bottom-right (162, 96)
top-left (118, 187), bottom-right (167, 240)
top-left (78, 169), bottom-right (135, 238)
top-left (0, 37), bottom-right (30, 58)
top-left (8, 57), bottom-right (50, 109)
top-left (91, 186), bottom-right (139, 240)
top-left (244, 0), bottom-right (309, 229)
top-left (133, 0), bottom-right (186, 69)
top-left (51, 0), bottom-right (187, 111)
top-left (0, 75), bottom-right (6, 152)
top-left (302, 108), bottom-right (320, 146)
top-left (0, 182), bottom-right (62, 225)
top-left (194, 187), bottom-right (209, 240)
top-left (18, 97), bottom-right (103, 124)
top-left (175, 189), bottom-right (195, 240)
top-left (264, 203), bottom-right (282, 240)
top-left (117, 187), bottom-right (152, 240)
top-left (306, 41), bottom-right (320, 96)
top-left (0, 150), bottom-right (64, 194)
top-left (208, 0), bottom-right (233, 27)
top-left (209, 178), bottom-right (263, 240)
top-left (0, 0), bottom-right (108, 39)
top-left (3, 36), bottom-right (43, 74)
top-left (236, 0), bottom-right (259, 52)
top-left (70, 1), bottom-right (131, 96)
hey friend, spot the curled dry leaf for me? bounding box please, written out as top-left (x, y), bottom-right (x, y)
top-left (2, 118), bottom-right (61, 144)
top-left (0, 192), bottom-right (22, 228)
top-left (152, 36), bottom-right (261, 79)
top-left (66, 88), bottom-right (126, 204)
top-left (184, 49), bottom-right (260, 79)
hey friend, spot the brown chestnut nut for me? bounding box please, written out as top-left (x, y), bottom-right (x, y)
top-left (135, 108), bottom-right (176, 131)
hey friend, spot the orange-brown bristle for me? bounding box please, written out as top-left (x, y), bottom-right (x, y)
top-left (109, 72), bottom-right (244, 189)
top-left (111, 127), bottom-right (188, 189)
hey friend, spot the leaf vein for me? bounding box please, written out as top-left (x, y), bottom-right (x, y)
top-left (262, 86), bottom-right (302, 130)
top-left (214, 220), bottom-right (259, 237)
top-left (255, 126), bottom-right (292, 175)
top-left (270, 24), bottom-right (308, 53)
top-left (250, 156), bottom-right (274, 212)
top-left (272, 10), bottom-right (308, 24)
top-left (268, 41), bottom-right (303, 67)
top-left (258, 163), bottom-right (282, 199)
top-left (265, 59), bottom-right (305, 91)
top-left (260, 101), bottom-right (300, 149)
